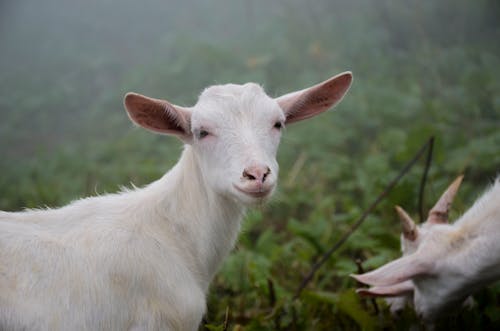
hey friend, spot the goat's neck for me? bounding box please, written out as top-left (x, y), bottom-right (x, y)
top-left (448, 181), bottom-right (500, 285)
top-left (147, 146), bottom-right (246, 290)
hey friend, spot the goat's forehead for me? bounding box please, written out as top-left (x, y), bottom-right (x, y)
top-left (200, 82), bottom-right (265, 98)
top-left (192, 83), bottom-right (282, 122)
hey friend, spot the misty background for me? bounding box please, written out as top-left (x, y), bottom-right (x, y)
top-left (0, 0), bottom-right (499, 328)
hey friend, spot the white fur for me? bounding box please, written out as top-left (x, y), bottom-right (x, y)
top-left (0, 73), bottom-right (353, 330)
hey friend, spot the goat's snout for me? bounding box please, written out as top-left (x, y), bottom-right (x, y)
top-left (242, 165), bottom-right (271, 184)
top-left (235, 164), bottom-right (275, 199)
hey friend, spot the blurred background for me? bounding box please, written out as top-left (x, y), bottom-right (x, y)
top-left (1, 0), bottom-right (499, 329)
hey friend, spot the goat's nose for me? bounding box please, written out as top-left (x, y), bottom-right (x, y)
top-left (242, 165), bottom-right (271, 183)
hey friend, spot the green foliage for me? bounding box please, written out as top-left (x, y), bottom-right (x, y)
top-left (1, 0), bottom-right (500, 329)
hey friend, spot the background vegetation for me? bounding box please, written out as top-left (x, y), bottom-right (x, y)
top-left (1, 0), bottom-right (499, 329)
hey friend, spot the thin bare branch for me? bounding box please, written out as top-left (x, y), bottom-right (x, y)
top-left (222, 306), bottom-right (230, 331)
top-left (293, 136), bottom-right (435, 300)
top-left (418, 136), bottom-right (434, 222)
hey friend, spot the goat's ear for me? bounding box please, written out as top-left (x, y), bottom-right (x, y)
top-left (357, 280), bottom-right (414, 298)
top-left (276, 71), bottom-right (353, 124)
top-left (124, 92), bottom-right (192, 140)
top-left (428, 175), bottom-right (464, 224)
top-left (395, 206), bottom-right (418, 241)
top-left (351, 255), bottom-right (432, 287)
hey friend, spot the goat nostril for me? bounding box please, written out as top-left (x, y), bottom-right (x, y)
top-left (242, 170), bottom-right (256, 181)
top-left (262, 167), bottom-right (271, 182)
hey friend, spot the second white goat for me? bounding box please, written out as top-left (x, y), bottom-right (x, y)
top-left (353, 176), bottom-right (500, 321)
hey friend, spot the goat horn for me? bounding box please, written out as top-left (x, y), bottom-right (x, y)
top-left (428, 175), bottom-right (464, 224)
top-left (395, 205), bottom-right (417, 241)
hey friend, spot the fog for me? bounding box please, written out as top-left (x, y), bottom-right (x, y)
top-left (1, 0), bottom-right (498, 159)
top-left (0, 0), bottom-right (497, 180)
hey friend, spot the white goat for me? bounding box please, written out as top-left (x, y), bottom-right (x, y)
top-left (353, 176), bottom-right (500, 321)
top-left (0, 72), bottom-right (352, 331)
top-left (382, 176), bottom-right (464, 315)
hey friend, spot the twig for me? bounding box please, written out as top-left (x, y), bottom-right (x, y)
top-left (418, 136), bottom-right (434, 222)
top-left (293, 136), bottom-right (435, 300)
top-left (222, 306), bottom-right (230, 331)
top-left (267, 278), bottom-right (277, 307)
top-left (291, 305), bottom-right (298, 331)
top-left (286, 152), bottom-right (308, 187)
top-left (267, 278), bottom-right (282, 330)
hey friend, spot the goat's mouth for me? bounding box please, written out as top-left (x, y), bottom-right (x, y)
top-left (233, 184), bottom-right (273, 199)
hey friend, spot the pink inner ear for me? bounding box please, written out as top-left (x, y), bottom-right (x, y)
top-left (124, 92), bottom-right (191, 137)
top-left (277, 71), bottom-right (352, 123)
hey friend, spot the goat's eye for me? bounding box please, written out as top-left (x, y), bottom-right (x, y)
top-left (196, 129), bottom-right (210, 139)
top-left (273, 122), bottom-right (283, 130)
